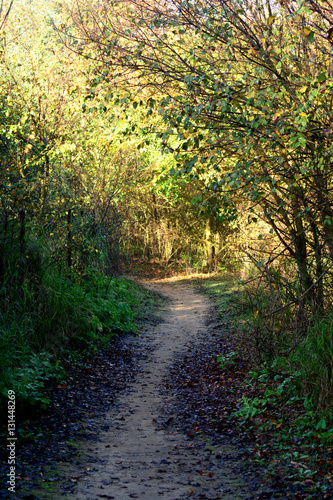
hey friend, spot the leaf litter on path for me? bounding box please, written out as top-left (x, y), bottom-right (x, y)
top-left (1, 277), bottom-right (266, 499)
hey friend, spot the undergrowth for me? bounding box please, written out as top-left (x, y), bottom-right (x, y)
top-left (0, 234), bottom-right (146, 414)
top-left (195, 272), bottom-right (333, 498)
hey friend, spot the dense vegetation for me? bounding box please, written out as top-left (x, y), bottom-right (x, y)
top-left (1, 0), bottom-right (333, 448)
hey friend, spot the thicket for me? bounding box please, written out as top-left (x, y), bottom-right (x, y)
top-left (65, 0), bottom-right (333, 419)
top-left (0, 0), bottom-right (136, 412)
top-left (2, 0), bottom-right (333, 423)
top-left (0, 0), bottom-right (228, 413)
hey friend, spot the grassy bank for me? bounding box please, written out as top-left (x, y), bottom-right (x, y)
top-left (0, 264), bottom-right (160, 417)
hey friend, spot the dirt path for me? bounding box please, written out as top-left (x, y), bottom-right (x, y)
top-left (54, 278), bottom-right (251, 499)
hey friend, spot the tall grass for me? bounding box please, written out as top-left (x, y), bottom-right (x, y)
top-left (244, 261), bottom-right (333, 417)
top-left (0, 230), bottom-right (138, 413)
top-left (292, 316), bottom-right (333, 412)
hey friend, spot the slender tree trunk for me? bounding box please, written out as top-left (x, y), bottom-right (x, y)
top-left (291, 189), bottom-right (312, 295)
top-left (206, 215), bottom-right (215, 270)
top-left (152, 192), bottom-right (158, 223)
top-left (215, 230), bottom-right (221, 269)
top-left (315, 168), bottom-right (333, 261)
top-left (19, 208), bottom-right (25, 257)
top-left (19, 208), bottom-right (26, 283)
top-left (290, 188), bottom-right (313, 328)
top-left (310, 220), bottom-right (324, 310)
top-left (67, 209), bottom-right (72, 268)
top-left (39, 154), bottom-right (50, 222)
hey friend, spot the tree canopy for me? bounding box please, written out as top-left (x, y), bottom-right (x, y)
top-left (1, 0), bottom-right (333, 429)
top-left (61, 0), bottom-right (333, 311)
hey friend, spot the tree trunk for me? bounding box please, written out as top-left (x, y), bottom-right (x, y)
top-left (67, 209), bottom-right (72, 268)
top-left (39, 154), bottom-right (50, 222)
top-left (291, 189), bottom-right (312, 295)
top-left (19, 208), bottom-right (25, 257)
top-left (310, 220), bottom-right (324, 310)
top-left (205, 215), bottom-right (215, 270)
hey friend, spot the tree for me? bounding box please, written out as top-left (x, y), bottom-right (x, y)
top-left (67, 0), bottom-right (333, 310)
top-left (0, 0), bottom-right (126, 277)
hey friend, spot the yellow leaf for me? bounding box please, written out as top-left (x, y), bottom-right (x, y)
top-left (299, 86), bottom-right (307, 93)
top-left (304, 27), bottom-right (311, 36)
top-left (267, 16), bottom-right (275, 25)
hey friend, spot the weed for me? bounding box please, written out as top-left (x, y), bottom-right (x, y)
top-left (0, 235), bottom-right (141, 413)
top-left (217, 350), bottom-right (239, 370)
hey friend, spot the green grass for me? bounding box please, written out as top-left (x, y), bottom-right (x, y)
top-left (0, 237), bottom-right (159, 413)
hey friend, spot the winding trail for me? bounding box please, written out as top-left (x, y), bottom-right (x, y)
top-left (59, 278), bottom-right (250, 499)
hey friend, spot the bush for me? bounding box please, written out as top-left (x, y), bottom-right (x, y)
top-left (245, 267), bottom-right (333, 417)
top-left (291, 315), bottom-right (333, 412)
top-left (0, 234), bottom-right (138, 413)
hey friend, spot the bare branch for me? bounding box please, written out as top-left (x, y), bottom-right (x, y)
top-left (0, 0), bottom-right (13, 33)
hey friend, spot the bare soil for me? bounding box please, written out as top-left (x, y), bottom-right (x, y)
top-left (49, 278), bottom-right (254, 499)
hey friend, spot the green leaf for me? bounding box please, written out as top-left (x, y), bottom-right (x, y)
top-left (317, 72), bottom-right (326, 83)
